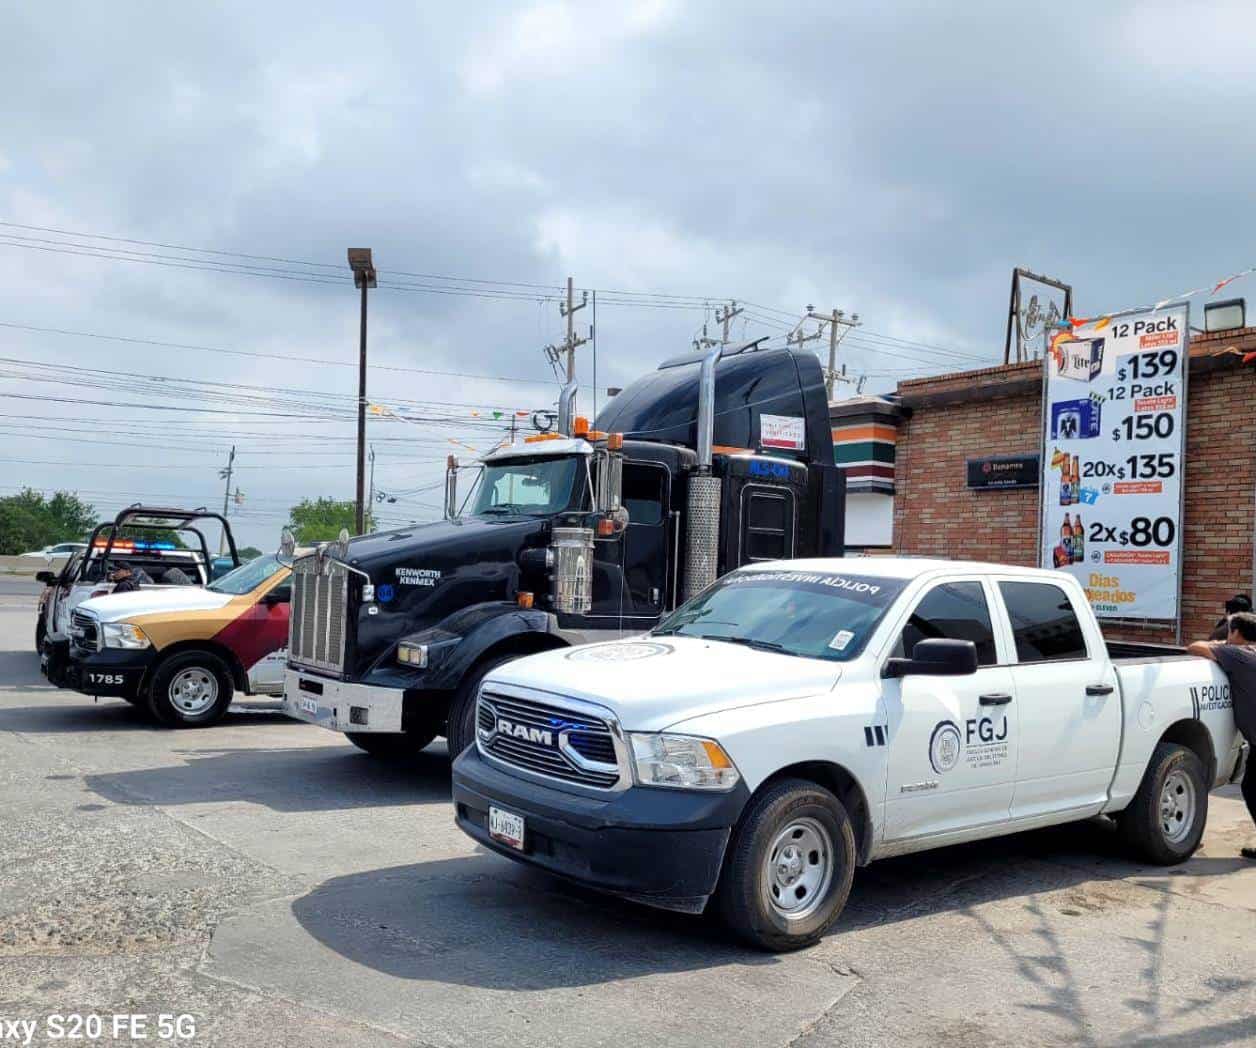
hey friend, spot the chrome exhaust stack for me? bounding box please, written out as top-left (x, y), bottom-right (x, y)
top-left (557, 381), bottom-right (578, 437)
top-left (684, 344), bottom-right (723, 601)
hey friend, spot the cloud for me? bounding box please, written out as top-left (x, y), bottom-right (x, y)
top-left (0, 1), bottom-right (1254, 545)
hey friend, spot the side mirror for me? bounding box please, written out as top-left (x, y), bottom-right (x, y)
top-left (883, 638), bottom-right (979, 679)
top-left (35, 570), bottom-right (56, 585)
top-left (262, 585), bottom-right (291, 606)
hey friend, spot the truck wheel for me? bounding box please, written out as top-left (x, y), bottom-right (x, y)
top-left (346, 729), bottom-right (439, 759)
top-left (717, 778), bottom-right (856, 952)
top-left (446, 655), bottom-right (516, 759)
top-left (35, 620), bottom-right (46, 653)
top-left (147, 651), bottom-right (234, 728)
top-left (1117, 742), bottom-right (1208, 865)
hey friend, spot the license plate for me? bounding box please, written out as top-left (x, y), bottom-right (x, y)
top-left (488, 806), bottom-right (525, 850)
top-left (298, 695), bottom-right (319, 715)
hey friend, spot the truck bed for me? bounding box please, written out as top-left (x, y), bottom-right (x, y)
top-left (1105, 639), bottom-right (1190, 663)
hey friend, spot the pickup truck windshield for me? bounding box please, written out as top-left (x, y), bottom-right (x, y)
top-left (207, 554), bottom-right (284, 595)
top-left (470, 456), bottom-right (581, 517)
top-left (654, 569), bottom-right (907, 661)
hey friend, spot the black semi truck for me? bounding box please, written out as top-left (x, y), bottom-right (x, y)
top-left (281, 341), bottom-right (845, 758)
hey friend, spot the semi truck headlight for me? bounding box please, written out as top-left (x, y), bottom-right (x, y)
top-left (102, 623), bottom-right (150, 649)
top-left (628, 733), bottom-right (739, 791)
top-left (396, 642), bottom-right (428, 668)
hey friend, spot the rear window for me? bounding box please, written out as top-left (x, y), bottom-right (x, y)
top-left (998, 581), bottom-right (1088, 663)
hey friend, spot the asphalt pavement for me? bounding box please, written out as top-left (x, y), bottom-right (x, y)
top-left (1, 591), bottom-right (1256, 1047)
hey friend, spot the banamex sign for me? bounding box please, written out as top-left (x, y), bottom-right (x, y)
top-left (1038, 304), bottom-right (1188, 623)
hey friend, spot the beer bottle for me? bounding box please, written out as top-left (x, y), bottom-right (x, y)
top-left (1061, 513), bottom-right (1072, 562)
top-left (1060, 461), bottom-right (1071, 506)
top-left (1071, 455), bottom-right (1081, 505)
top-left (1072, 515), bottom-right (1084, 564)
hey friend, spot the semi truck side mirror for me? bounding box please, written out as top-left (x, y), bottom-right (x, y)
top-left (883, 638), bottom-right (979, 679)
top-left (278, 528), bottom-right (296, 564)
top-left (35, 570), bottom-right (56, 585)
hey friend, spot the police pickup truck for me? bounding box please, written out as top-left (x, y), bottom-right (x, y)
top-left (453, 558), bottom-right (1244, 951)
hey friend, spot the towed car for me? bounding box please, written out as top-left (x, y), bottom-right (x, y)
top-left (64, 553), bottom-right (293, 727)
top-left (454, 557), bottom-right (1243, 951)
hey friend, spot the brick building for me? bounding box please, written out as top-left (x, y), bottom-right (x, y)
top-left (891, 326), bottom-right (1256, 643)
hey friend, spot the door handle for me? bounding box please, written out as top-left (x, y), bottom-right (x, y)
top-left (1086, 684), bottom-right (1114, 696)
top-left (979, 692), bottom-right (1013, 706)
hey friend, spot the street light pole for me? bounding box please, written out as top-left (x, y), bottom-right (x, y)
top-left (347, 248), bottom-right (377, 536)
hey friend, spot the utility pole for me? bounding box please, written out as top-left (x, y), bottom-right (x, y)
top-left (558, 276), bottom-right (589, 383)
top-left (693, 323), bottom-right (718, 352)
top-left (218, 445), bottom-right (235, 554)
top-left (801, 306), bottom-right (862, 401)
top-left (714, 300), bottom-right (744, 345)
top-left (367, 444), bottom-right (376, 532)
top-left (787, 304), bottom-right (827, 358)
top-left (347, 248), bottom-right (377, 536)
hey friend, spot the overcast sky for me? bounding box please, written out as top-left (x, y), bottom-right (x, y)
top-left (2, 1), bottom-right (1254, 549)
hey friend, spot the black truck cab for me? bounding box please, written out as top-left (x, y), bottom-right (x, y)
top-left (281, 343), bottom-right (845, 759)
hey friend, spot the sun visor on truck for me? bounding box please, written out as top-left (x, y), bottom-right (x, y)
top-left (593, 347), bottom-right (833, 463)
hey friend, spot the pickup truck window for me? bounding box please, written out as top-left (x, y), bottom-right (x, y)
top-left (208, 554), bottom-right (285, 595)
top-left (653, 569), bottom-right (906, 661)
top-left (999, 581), bottom-right (1088, 663)
top-left (900, 582), bottom-right (997, 665)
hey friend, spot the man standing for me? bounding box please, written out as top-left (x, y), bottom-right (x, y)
top-left (1189, 612), bottom-right (1256, 859)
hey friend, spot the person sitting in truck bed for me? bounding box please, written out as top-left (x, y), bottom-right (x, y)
top-left (107, 564), bottom-right (148, 593)
top-left (1189, 612), bottom-right (1256, 859)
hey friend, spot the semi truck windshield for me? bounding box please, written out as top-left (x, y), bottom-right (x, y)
top-left (653, 569), bottom-right (907, 662)
top-left (471, 456), bottom-right (581, 517)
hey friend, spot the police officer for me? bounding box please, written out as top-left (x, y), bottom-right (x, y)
top-left (1189, 612), bottom-right (1256, 860)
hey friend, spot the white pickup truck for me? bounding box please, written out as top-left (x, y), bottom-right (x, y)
top-left (452, 558), bottom-right (1246, 951)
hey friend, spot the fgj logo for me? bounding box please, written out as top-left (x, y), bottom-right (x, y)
top-left (376, 584), bottom-right (394, 603)
top-left (929, 720), bottom-right (962, 774)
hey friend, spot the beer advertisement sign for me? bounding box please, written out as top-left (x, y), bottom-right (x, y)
top-left (1038, 303), bottom-right (1188, 624)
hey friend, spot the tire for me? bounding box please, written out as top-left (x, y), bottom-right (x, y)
top-left (1117, 742), bottom-right (1208, 865)
top-left (146, 650), bottom-right (234, 728)
top-left (717, 778), bottom-right (856, 952)
top-left (346, 728), bottom-right (439, 759)
top-left (35, 620), bottom-right (46, 654)
top-left (445, 655), bottom-right (518, 759)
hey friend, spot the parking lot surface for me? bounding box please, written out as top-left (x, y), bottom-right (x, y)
top-left (2, 589), bottom-right (1256, 1047)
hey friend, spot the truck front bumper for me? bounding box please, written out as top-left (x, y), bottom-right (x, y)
top-left (452, 745), bottom-right (749, 914)
top-left (65, 648), bottom-right (153, 700)
top-left (282, 668), bottom-right (406, 733)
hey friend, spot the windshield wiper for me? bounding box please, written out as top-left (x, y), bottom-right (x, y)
top-left (478, 505), bottom-right (527, 515)
top-left (696, 634), bottom-right (790, 654)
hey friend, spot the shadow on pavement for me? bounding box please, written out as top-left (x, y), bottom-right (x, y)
top-left (290, 812), bottom-right (1254, 996)
top-left (0, 649), bottom-right (45, 686)
top-left (85, 743), bottom-right (453, 811)
top-left (289, 853), bottom-right (768, 989)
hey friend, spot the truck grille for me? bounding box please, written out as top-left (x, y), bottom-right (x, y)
top-left (477, 690), bottom-right (621, 790)
top-left (70, 610), bottom-right (98, 653)
top-left (288, 555), bottom-right (349, 676)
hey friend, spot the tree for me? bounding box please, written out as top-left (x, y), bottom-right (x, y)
top-left (238, 546), bottom-right (264, 561)
top-left (286, 498), bottom-right (372, 543)
top-left (0, 489), bottom-right (97, 554)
